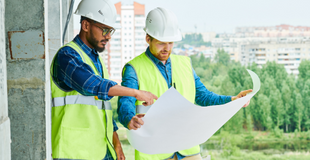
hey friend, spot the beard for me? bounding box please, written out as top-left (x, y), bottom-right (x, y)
top-left (88, 29), bottom-right (107, 52)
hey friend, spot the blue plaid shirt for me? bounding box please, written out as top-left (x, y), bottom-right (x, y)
top-left (118, 47), bottom-right (232, 160)
top-left (52, 35), bottom-right (118, 159)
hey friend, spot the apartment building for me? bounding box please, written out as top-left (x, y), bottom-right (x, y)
top-left (241, 39), bottom-right (310, 75)
top-left (212, 25), bottom-right (310, 75)
top-left (235, 24), bottom-right (310, 38)
top-left (100, 2), bottom-right (147, 82)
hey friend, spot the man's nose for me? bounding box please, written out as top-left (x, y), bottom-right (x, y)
top-left (104, 32), bottom-right (112, 39)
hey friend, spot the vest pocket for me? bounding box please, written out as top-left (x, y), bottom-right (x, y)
top-left (60, 126), bottom-right (90, 159)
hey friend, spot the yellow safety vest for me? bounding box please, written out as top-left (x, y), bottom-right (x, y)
top-left (126, 52), bottom-right (200, 160)
top-left (50, 41), bottom-right (116, 160)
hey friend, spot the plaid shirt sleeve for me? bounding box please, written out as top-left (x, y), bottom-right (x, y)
top-left (53, 46), bottom-right (118, 101)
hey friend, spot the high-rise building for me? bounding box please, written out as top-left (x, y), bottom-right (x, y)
top-left (99, 2), bottom-right (147, 82)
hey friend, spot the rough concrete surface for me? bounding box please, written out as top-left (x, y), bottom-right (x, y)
top-left (5, 0), bottom-right (46, 159)
top-left (5, 0), bottom-right (44, 32)
top-left (6, 59), bottom-right (45, 81)
top-left (8, 88), bottom-right (46, 160)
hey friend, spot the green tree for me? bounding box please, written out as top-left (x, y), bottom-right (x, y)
top-left (214, 49), bottom-right (230, 66)
top-left (220, 76), bottom-right (235, 95)
top-left (302, 80), bottom-right (310, 130)
top-left (255, 94), bottom-right (271, 130)
top-left (281, 82), bottom-right (291, 132)
top-left (294, 92), bottom-right (304, 132)
top-left (246, 114), bottom-right (253, 132)
top-left (261, 61), bottom-right (287, 90)
top-left (228, 64), bottom-right (247, 87)
top-left (270, 89), bottom-right (284, 128)
top-left (298, 60), bottom-right (310, 80)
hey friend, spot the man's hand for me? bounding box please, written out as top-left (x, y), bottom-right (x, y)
top-left (128, 114), bottom-right (145, 130)
top-left (232, 89), bottom-right (253, 107)
top-left (113, 132), bottom-right (125, 160)
top-left (114, 144), bottom-right (125, 160)
top-left (135, 90), bottom-right (158, 106)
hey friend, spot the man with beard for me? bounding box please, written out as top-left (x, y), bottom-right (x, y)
top-left (50, 0), bottom-right (157, 160)
top-left (118, 7), bottom-right (252, 160)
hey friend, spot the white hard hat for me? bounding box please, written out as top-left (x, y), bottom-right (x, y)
top-left (74, 0), bottom-right (120, 28)
top-left (144, 7), bottom-right (182, 42)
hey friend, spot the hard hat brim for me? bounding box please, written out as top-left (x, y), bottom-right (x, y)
top-left (144, 28), bottom-right (182, 42)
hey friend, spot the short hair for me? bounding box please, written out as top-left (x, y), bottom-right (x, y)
top-left (147, 34), bottom-right (154, 41)
top-left (80, 16), bottom-right (87, 23)
top-left (80, 16), bottom-right (97, 24)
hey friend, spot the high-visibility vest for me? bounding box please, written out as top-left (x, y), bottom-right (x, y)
top-left (126, 52), bottom-right (200, 160)
top-left (50, 41), bottom-right (116, 160)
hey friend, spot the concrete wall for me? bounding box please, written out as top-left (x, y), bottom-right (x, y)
top-left (2, 0), bottom-right (74, 159)
top-left (0, 0), bottom-right (11, 159)
top-left (5, 0), bottom-right (46, 159)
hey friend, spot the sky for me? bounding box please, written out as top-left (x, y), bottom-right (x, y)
top-left (73, 0), bottom-right (310, 33)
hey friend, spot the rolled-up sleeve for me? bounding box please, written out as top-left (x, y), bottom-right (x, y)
top-left (117, 64), bottom-right (138, 129)
top-left (113, 120), bottom-right (118, 132)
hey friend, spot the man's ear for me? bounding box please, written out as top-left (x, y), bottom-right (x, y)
top-left (146, 35), bottom-right (151, 45)
top-left (81, 20), bottom-right (90, 33)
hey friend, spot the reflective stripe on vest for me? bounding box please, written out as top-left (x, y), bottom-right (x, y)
top-left (52, 95), bottom-right (112, 110)
top-left (126, 52), bottom-right (200, 160)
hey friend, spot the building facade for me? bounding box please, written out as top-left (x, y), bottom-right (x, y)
top-left (211, 25), bottom-right (310, 75)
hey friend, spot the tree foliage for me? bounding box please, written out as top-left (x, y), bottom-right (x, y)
top-left (190, 51), bottom-right (310, 133)
top-left (175, 33), bottom-right (212, 47)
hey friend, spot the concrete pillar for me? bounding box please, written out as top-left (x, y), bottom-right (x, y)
top-left (0, 0), bottom-right (11, 160)
top-left (3, 0), bottom-right (74, 159)
top-left (5, 0), bottom-right (48, 159)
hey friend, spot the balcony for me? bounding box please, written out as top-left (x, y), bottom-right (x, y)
top-left (277, 60), bottom-right (298, 64)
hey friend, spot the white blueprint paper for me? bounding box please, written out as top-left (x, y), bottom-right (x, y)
top-left (127, 69), bottom-right (260, 154)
